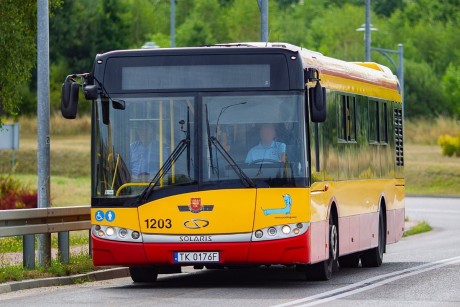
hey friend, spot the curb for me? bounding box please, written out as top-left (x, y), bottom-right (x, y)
top-left (0, 267), bottom-right (130, 295)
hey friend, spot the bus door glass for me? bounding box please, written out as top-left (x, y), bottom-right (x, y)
top-left (93, 96), bottom-right (196, 198)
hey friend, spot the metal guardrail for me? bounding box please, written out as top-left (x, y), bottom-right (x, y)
top-left (0, 206), bottom-right (91, 268)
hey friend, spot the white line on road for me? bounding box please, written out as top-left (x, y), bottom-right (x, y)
top-left (406, 209), bottom-right (460, 215)
top-left (272, 255), bottom-right (460, 307)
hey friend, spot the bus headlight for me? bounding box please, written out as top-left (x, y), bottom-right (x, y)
top-left (252, 222), bottom-right (309, 241)
top-left (132, 231), bottom-right (140, 240)
top-left (92, 225), bottom-right (142, 242)
top-left (119, 228), bottom-right (128, 238)
top-left (281, 225), bottom-right (291, 234)
top-left (106, 227), bottom-right (115, 236)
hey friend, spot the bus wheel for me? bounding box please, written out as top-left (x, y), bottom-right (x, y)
top-left (305, 216), bottom-right (338, 281)
top-left (129, 266), bottom-right (159, 283)
top-left (339, 253), bottom-right (360, 268)
top-left (361, 209), bottom-right (385, 267)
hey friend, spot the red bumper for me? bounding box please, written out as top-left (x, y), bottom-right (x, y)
top-left (92, 229), bottom-right (310, 266)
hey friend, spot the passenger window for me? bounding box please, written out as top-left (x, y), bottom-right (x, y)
top-left (339, 95), bottom-right (356, 142)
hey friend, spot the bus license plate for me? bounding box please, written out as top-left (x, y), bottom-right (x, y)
top-left (174, 251), bottom-right (219, 263)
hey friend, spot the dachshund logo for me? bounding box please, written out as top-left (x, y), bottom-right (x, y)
top-left (262, 194), bottom-right (292, 216)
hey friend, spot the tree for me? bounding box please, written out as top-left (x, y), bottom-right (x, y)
top-left (0, 0), bottom-right (60, 122)
top-left (442, 64), bottom-right (460, 117)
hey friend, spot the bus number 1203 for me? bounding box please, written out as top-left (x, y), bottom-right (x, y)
top-left (144, 218), bottom-right (172, 229)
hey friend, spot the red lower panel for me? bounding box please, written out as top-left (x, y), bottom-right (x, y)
top-left (93, 230), bottom-right (310, 266)
top-left (92, 235), bottom-right (148, 266)
top-left (248, 230), bottom-right (310, 264)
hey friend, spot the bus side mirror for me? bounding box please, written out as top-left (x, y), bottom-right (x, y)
top-left (61, 80), bottom-right (80, 119)
top-left (309, 81), bottom-right (327, 123)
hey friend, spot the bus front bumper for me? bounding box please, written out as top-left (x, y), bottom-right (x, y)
top-left (92, 229), bottom-right (310, 267)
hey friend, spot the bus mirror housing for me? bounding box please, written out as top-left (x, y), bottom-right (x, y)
top-left (61, 80), bottom-right (80, 119)
top-left (309, 81), bottom-right (327, 123)
top-left (83, 84), bottom-right (98, 100)
top-left (112, 99), bottom-right (126, 110)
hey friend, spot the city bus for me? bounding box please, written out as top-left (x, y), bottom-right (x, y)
top-left (61, 42), bottom-right (404, 282)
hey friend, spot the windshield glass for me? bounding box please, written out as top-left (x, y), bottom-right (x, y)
top-left (203, 93), bottom-right (307, 187)
top-left (93, 96), bottom-right (195, 197)
top-left (93, 93), bottom-right (308, 198)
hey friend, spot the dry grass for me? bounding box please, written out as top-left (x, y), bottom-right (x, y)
top-left (405, 144), bottom-right (460, 195)
top-left (11, 174), bottom-right (90, 206)
top-left (405, 116), bottom-right (460, 145)
top-left (17, 113), bottom-right (91, 137)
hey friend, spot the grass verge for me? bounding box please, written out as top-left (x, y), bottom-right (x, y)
top-left (0, 232), bottom-right (89, 253)
top-left (403, 220), bottom-right (432, 237)
top-left (0, 253), bottom-right (95, 284)
top-left (405, 145), bottom-right (460, 195)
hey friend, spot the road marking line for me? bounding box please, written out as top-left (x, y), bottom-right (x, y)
top-left (406, 209), bottom-right (460, 215)
top-left (272, 255), bottom-right (460, 307)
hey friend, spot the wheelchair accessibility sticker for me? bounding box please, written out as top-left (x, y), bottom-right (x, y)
top-left (94, 210), bottom-right (116, 222)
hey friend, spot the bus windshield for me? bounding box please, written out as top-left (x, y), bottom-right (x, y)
top-left (92, 92), bottom-right (308, 198)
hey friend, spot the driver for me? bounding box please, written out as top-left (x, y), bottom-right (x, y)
top-left (130, 120), bottom-right (162, 177)
top-left (245, 123), bottom-right (286, 164)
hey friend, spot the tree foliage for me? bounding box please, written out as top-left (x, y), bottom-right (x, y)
top-left (1, 0), bottom-right (459, 119)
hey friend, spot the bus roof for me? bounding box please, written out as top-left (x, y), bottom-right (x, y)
top-left (213, 42), bottom-right (400, 92)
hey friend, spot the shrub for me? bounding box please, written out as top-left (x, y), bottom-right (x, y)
top-left (0, 174), bottom-right (37, 210)
top-left (438, 134), bottom-right (460, 157)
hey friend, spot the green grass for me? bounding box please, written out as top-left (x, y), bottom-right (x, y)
top-left (405, 144), bottom-right (460, 196)
top-left (0, 253), bottom-right (95, 284)
top-left (403, 220), bottom-right (432, 237)
top-left (0, 233), bottom-right (89, 253)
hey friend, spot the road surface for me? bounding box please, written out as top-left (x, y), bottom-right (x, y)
top-left (1, 196), bottom-right (459, 306)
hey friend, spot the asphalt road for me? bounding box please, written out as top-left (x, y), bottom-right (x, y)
top-left (1, 196), bottom-right (459, 306)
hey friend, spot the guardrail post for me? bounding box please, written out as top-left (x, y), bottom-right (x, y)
top-left (58, 231), bottom-right (70, 264)
top-left (88, 229), bottom-right (92, 257)
top-left (23, 234), bottom-right (35, 269)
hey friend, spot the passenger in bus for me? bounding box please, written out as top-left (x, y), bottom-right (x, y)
top-left (130, 121), bottom-right (164, 177)
top-left (245, 123), bottom-right (286, 164)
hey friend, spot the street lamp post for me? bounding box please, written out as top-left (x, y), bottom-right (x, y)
top-left (371, 45), bottom-right (404, 114)
top-left (258, 0), bottom-right (268, 42)
top-left (356, 0), bottom-right (405, 115)
top-left (171, 0), bottom-right (175, 47)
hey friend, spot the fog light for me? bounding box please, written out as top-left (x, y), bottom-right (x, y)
top-left (119, 228), bottom-right (128, 238)
top-left (281, 225), bottom-right (291, 234)
top-left (296, 223), bottom-right (303, 229)
top-left (106, 227), bottom-right (115, 236)
top-left (97, 230), bottom-right (105, 237)
top-left (95, 225), bottom-right (101, 231)
top-left (255, 230), bottom-right (263, 238)
top-left (132, 231), bottom-right (140, 240)
top-left (268, 227), bottom-right (277, 236)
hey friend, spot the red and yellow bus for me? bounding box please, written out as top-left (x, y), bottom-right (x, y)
top-left (61, 42), bottom-right (404, 282)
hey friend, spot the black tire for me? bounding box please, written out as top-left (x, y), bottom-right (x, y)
top-left (361, 209), bottom-right (385, 267)
top-left (339, 253), bottom-right (360, 268)
top-left (129, 266), bottom-right (159, 283)
top-left (304, 215), bottom-right (338, 281)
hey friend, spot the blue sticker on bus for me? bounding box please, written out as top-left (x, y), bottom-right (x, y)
top-left (105, 210), bottom-right (116, 222)
top-left (95, 210), bottom-right (105, 222)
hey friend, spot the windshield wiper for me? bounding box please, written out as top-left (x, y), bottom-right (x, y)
top-left (208, 136), bottom-right (255, 188)
top-left (205, 105), bottom-right (215, 175)
top-left (138, 108), bottom-right (191, 203)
